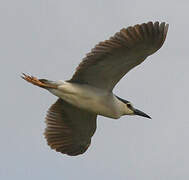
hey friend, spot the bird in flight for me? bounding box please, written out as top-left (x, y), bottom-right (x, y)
top-left (22, 21), bottom-right (168, 156)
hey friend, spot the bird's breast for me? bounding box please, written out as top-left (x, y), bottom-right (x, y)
top-left (49, 82), bottom-right (123, 119)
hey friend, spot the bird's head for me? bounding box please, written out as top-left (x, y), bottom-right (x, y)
top-left (116, 96), bottom-right (151, 119)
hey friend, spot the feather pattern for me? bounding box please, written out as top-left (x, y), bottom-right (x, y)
top-left (68, 21), bottom-right (168, 91)
top-left (44, 98), bottom-right (97, 156)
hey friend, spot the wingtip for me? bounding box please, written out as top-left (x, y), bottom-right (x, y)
top-left (164, 23), bottom-right (169, 36)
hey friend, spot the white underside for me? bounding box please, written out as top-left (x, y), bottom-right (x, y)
top-left (49, 82), bottom-right (125, 119)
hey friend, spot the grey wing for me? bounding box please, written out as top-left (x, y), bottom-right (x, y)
top-left (68, 21), bottom-right (168, 91)
top-left (44, 98), bottom-right (97, 156)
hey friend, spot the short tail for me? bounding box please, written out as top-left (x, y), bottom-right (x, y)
top-left (21, 73), bottom-right (58, 89)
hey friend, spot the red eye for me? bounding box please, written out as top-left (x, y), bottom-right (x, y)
top-left (127, 103), bottom-right (132, 108)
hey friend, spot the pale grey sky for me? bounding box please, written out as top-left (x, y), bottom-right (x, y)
top-left (1, 0), bottom-right (189, 179)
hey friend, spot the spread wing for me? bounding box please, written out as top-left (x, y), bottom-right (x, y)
top-left (68, 21), bottom-right (168, 91)
top-left (44, 98), bottom-right (97, 156)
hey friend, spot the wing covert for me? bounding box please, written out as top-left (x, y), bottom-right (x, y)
top-left (44, 98), bottom-right (97, 156)
top-left (68, 21), bottom-right (168, 91)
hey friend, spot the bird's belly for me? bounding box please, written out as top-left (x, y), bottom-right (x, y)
top-left (49, 82), bottom-right (122, 119)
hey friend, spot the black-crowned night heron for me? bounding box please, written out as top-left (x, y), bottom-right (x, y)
top-left (22, 21), bottom-right (168, 156)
